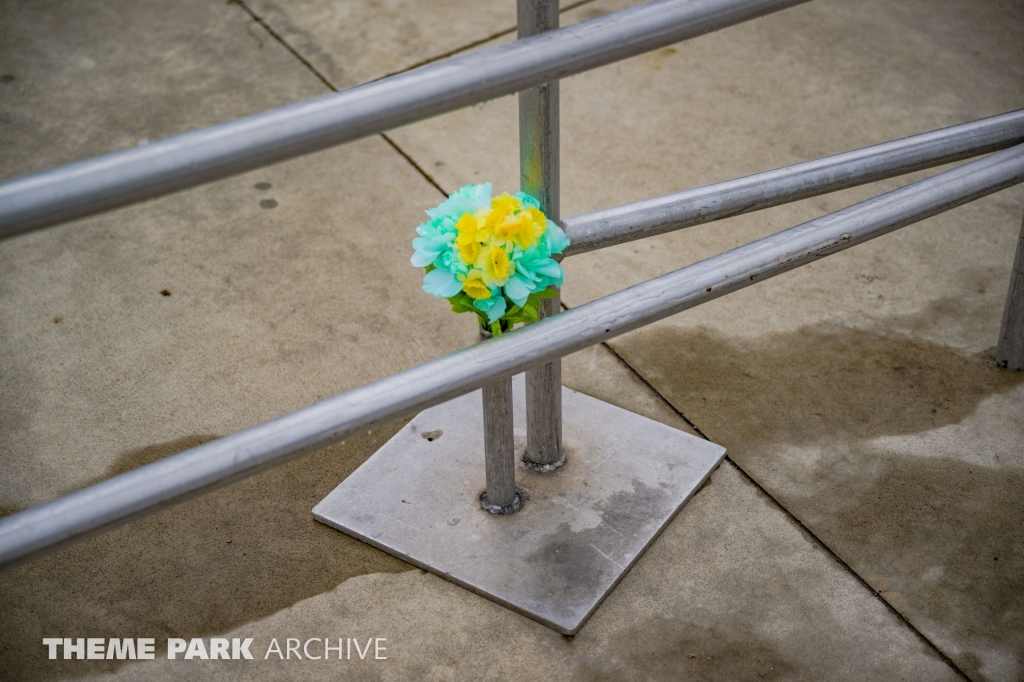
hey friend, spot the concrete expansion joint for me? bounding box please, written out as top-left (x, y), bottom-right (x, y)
top-left (719, 454), bottom-right (970, 680)
top-left (226, 0), bottom-right (450, 199)
top-left (380, 133), bottom-right (450, 197)
top-left (580, 304), bottom-right (971, 680)
top-left (228, 0), bottom-right (334, 93)
top-left (372, 0), bottom-right (603, 81)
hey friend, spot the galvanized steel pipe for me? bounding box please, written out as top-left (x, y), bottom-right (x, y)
top-left (481, 378), bottom-right (519, 512)
top-left (2, 143), bottom-right (1022, 572)
top-left (562, 108), bottom-right (1024, 255)
top-left (479, 328), bottom-right (518, 512)
top-left (995, 211), bottom-right (1024, 370)
top-left (519, 0), bottom-right (565, 470)
top-left (0, 0), bottom-right (810, 239)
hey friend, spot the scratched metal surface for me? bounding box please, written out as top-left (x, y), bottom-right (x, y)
top-left (313, 376), bottom-right (725, 635)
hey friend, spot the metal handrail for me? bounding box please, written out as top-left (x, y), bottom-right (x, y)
top-left (2, 0), bottom-right (1022, 575)
top-left (2, 142), bottom-right (1022, 571)
top-left (0, 0), bottom-right (808, 240)
top-left (563, 109), bottom-right (1024, 255)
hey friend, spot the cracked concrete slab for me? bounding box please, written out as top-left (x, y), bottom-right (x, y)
top-left (383, 0), bottom-right (1024, 679)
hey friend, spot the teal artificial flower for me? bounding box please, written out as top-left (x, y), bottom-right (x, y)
top-left (426, 183), bottom-right (492, 221)
top-left (413, 183), bottom-right (569, 334)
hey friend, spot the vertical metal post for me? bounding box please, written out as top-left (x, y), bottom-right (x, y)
top-left (519, 0), bottom-right (565, 471)
top-left (479, 328), bottom-right (521, 513)
top-left (995, 212), bottom-right (1024, 370)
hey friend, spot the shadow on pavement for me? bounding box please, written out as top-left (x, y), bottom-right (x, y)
top-left (0, 428), bottom-right (412, 681)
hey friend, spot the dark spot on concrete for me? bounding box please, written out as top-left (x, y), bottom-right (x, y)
top-left (421, 429), bottom-right (443, 442)
top-left (580, 616), bottom-right (798, 680)
top-left (706, 287), bottom-right (712, 292)
top-left (254, 182), bottom-right (272, 191)
top-left (523, 480), bottom-right (672, 625)
top-left (160, 289), bottom-right (171, 296)
top-left (434, 161), bottom-right (445, 167)
top-left (0, 75), bottom-right (14, 84)
top-left (52, 317), bottom-right (62, 324)
top-left (260, 199), bottom-right (278, 209)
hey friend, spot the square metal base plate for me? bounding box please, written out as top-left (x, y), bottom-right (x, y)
top-left (313, 376), bottom-right (726, 635)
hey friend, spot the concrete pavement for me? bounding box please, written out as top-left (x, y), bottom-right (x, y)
top-left (1, 0), bottom-right (1021, 679)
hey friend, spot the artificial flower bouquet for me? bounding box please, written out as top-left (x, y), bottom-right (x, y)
top-left (412, 183), bottom-right (569, 336)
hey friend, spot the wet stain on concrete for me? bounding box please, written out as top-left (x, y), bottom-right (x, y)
top-left (524, 479), bottom-right (673, 625)
top-left (625, 321), bottom-right (1022, 448)
top-left (0, 428), bottom-right (411, 681)
top-left (830, 457), bottom-right (1024, 681)
top-left (579, 617), bottom-right (799, 681)
top-left (613, 319), bottom-right (1024, 680)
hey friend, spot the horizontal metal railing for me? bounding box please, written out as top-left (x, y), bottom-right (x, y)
top-left (562, 109), bottom-right (1024, 255)
top-left (2, 0), bottom-right (1023, 573)
top-left (0, 0), bottom-right (808, 240)
top-left (2, 142), bottom-right (1022, 571)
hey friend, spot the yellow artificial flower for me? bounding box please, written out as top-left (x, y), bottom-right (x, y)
top-left (461, 271), bottom-right (492, 300)
top-left (497, 212), bottom-right (542, 250)
top-left (455, 212), bottom-right (488, 265)
top-left (527, 206), bottom-right (547, 240)
top-left (491, 215), bottom-right (518, 245)
top-left (487, 193), bottom-right (519, 228)
top-left (455, 212), bottom-right (483, 241)
top-left (477, 245), bottom-right (513, 287)
top-left (513, 212), bottom-right (539, 249)
top-left (458, 239), bottom-right (481, 264)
